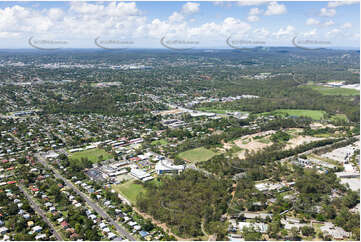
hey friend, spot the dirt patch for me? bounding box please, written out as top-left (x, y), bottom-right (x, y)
top-left (310, 122), bottom-right (336, 129)
top-left (285, 135), bottom-right (325, 150)
top-left (159, 109), bottom-right (185, 116)
top-left (227, 130), bottom-right (276, 159)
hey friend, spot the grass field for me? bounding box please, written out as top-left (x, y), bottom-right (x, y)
top-left (331, 114), bottom-right (348, 122)
top-left (70, 148), bottom-right (113, 163)
top-left (178, 147), bottom-right (217, 163)
top-left (112, 180), bottom-right (146, 204)
top-left (308, 85), bottom-right (359, 96)
top-left (272, 109), bottom-right (326, 120)
top-left (151, 139), bottom-right (168, 145)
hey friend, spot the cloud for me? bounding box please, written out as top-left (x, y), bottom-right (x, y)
top-left (253, 27), bottom-right (270, 38)
top-left (324, 20), bottom-right (335, 26)
top-left (319, 8), bottom-right (336, 17)
top-left (70, 2), bottom-right (140, 17)
top-left (189, 17), bottom-right (251, 38)
top-left (341, 22), bottom-right (352, 29)
top-left (0, 5), bottom-right (53, 34)
top-left (248, 15), bottom-right (260, 22)
top-left (69, 2), bottom-right (104, 14)
top-left (181, 2), bottom-right (200, 15)
top-left (303, 28), bottom-right (317, 37)
top-left (213, 1), bottom-right (233, 7)
top-left (306, 18), bottom-right (320, 25)
top-left (168, 12), bottom-right (184, 23)
top-left (273, 25), bottom-right (295, 38)
top-left (47, 8), bottom-right (64, 21)
top-left (328, 1), bottom-right (359, 8)
top-left (265, 2), bottom-right (287, 16)
top-left (237, 1), bottom-right (267, 6)
top-left (249, 7), bottom-right (262, 15)
top-left (327, 28), bottom-right (340, 36)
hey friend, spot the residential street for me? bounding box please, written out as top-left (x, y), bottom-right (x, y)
top-left (18, 184), bottom-right (64, 241)
top-left (35, 153), bottom-right (135, 241)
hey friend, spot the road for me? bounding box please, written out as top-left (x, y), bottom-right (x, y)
top-left (18, 184), bottom-right (63, 241)
top-left (8, 132), bottom-right (22, 144)
top-left (35, 153), bottom-right (135, 241)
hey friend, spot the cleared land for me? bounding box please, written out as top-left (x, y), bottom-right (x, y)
top-left (308, 85), bottom-right (359, 96)
top-left (285, 135), bottom-right (326, 150)
top-left (226, 130), bottom-right (276, 159)
top-left (178, 147), bottom-right (217, 163)
top-left (70, 148), bottom-right (113, 163)
top-left (227, 129), bottom-right (330, 159)
top-left (112, 180), bottom-right (145, 204)
top-left (273, 109), bottom-right (326, 120)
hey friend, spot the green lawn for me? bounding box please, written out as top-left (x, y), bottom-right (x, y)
top-left (272, 109), bottom-right (326, 120)
top-left (331, 114), bottom-right (348, 122)
top-left (112, 180), bottom-right (146, 204)
top-left (151, 139), bottom-right (168, 145)
top-left (308, 85), bottom-right (359, 96)
top-left (69, 148), bottom-right (113, 163)
top-left (178, 147), bottom-right (217, 163)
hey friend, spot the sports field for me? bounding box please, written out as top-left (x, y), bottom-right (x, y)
top-left (151, 139), bottom-right (168, 145)
top-left (178, 147), bottom-right (217, 163)
top-left (112, 180), bottom-right (146, 204)
top-left (273, 109), bottom-right (326, 120)
top-left (69, 148), bottom-right (113, 163)
top-left (308, 85), bottom-right (359, 96)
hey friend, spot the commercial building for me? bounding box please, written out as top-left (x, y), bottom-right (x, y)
top-left (130, 169), bottom-right (153, 182)
top-left (155, 160), bottom-right (184, 175)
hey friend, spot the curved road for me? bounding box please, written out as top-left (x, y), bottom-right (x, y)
top-left (18, 185), bottom-right (63, 241)
top-left (35, 153), bottom-right (135, 241)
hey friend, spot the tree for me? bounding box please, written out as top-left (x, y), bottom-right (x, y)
top-left (290, 227), bottom-right (300, 240)
top-left (242, 226), bottom-right (262, 241)
top-left (301, 226), bottom-right (315, 237)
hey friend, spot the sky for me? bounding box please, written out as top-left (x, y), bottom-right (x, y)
top-left (0, 1), bottom-right (359, 49)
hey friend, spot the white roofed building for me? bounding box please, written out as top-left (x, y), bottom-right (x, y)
top-left (155, 160), bottom-right (184, 175)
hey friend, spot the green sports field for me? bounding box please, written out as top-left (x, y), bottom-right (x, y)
top-left (178, 147), bottom-right (217, 163)
top-left (69, 148), bottom-right (113, 163)
top-left (151, 139), bottom-right (168, 145)
top-left (308, 85), bottom-right (359, 96)
top-left (273, 109), bottom-right (326, 120)
top-left (112, 180), bottom-right (145, 204)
